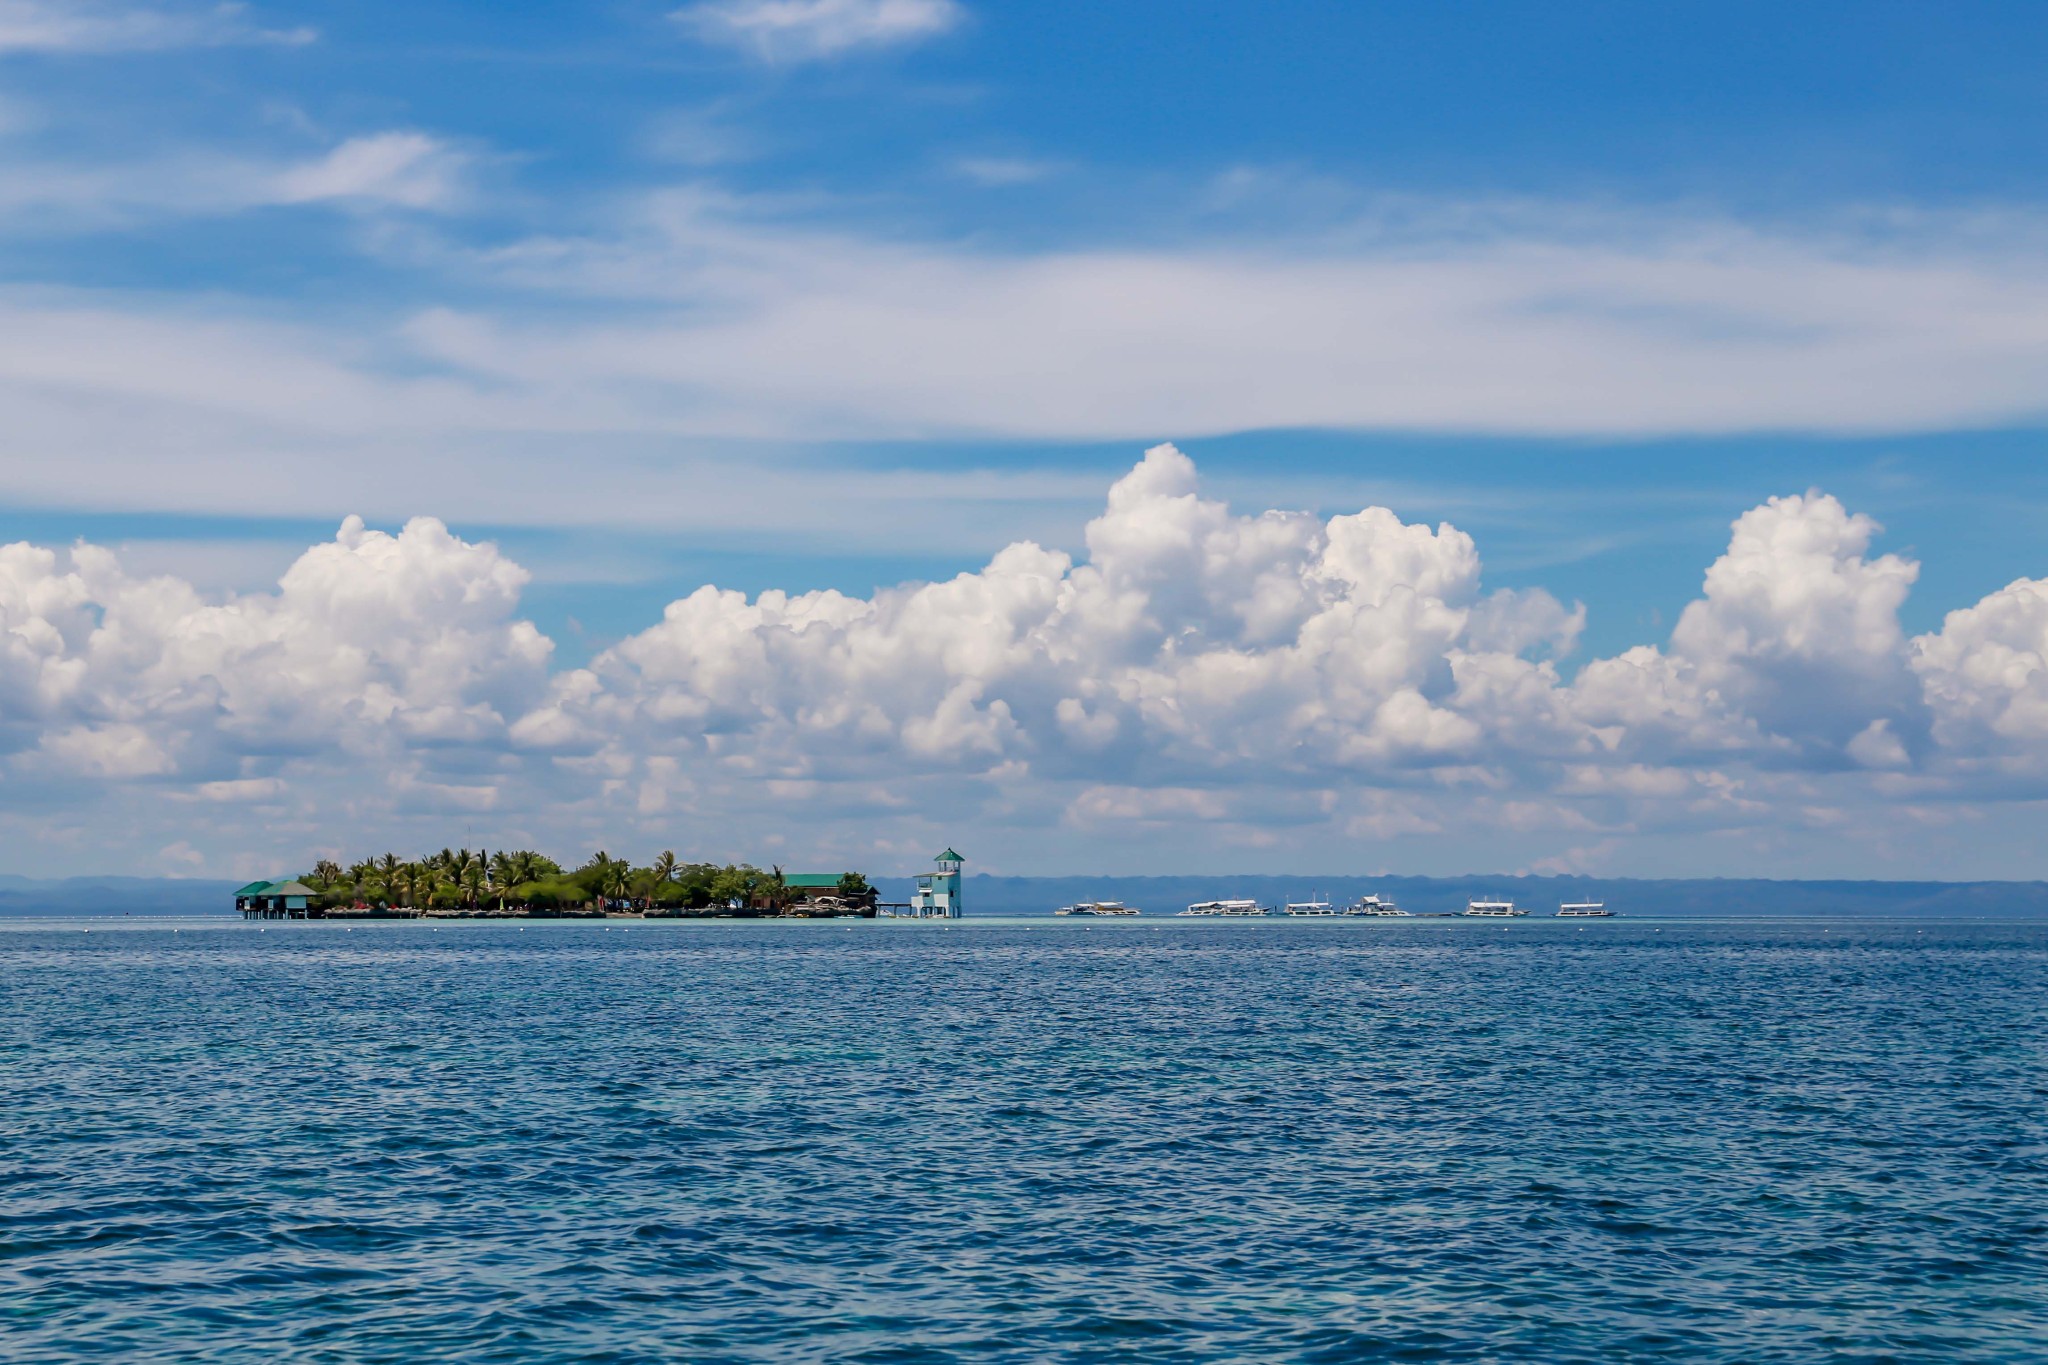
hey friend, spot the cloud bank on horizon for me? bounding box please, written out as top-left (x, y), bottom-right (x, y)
top-left (5, 445), bottom-right (2046, 880)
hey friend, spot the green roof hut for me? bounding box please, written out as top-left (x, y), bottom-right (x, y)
top-left (236, 879), bottom-right (316, 919)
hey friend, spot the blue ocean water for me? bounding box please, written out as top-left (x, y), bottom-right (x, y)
top-left (2, 917), bottom-right (2045, 1362)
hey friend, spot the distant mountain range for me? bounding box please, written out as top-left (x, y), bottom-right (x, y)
top-left (5, 873), bottom-right (2047, 919)
top-left (0, 875), bottom-right (241, 916)
top-left (0, 876), bottom-right (243, 917)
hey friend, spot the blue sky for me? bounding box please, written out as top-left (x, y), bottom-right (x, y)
top-left (6, 0), bottom-right (2048, 879)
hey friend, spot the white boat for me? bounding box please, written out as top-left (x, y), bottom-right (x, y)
top-left (1556, 901), bottom-right (1613, 917)
top-left (1346, 895), bottom-right (1410, 916)
top-left (1283, 896), bottom-right (1338, 916)
top-left (1464, 898), bottom-right (1527, 917)
top-left (1179, 899), bottom-right (1269, 916)
top-left (1055, 901), bottom-right (1141, 916)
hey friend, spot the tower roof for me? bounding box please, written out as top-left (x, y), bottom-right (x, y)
top-left (936, 848), bottom-right (963, 862)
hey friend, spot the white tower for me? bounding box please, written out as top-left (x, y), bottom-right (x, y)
top-left (911, 848), bottom-right (965, 918)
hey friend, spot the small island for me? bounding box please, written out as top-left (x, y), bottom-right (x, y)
top-left (236, 849), bottom-right (880, 920)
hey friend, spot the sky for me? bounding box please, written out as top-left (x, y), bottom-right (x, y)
top-left (6, 0), bottom-right (2048, 881)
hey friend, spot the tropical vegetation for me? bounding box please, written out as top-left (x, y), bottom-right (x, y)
top-left (300, 849), bottom-right (877, 918)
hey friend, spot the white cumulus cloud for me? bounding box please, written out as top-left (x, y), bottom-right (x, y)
top-left (1913, 576), bottom-right (2048, 773)
top-left (525, 444), bottom-right (1580, 791)
top-left (1573, 492), bottom-right (1923, 768)
top-left (5, 446), bottom-right (2048, 877)
top-left (0, 516), bottom-right (550, 789)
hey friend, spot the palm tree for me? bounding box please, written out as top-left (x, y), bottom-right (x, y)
top-left (510, 849), bottom-right (542, 886)
top-left (636, 851), bottom-right (676, 912)
top-left (459, 858), bottom-right (486, 911)
top-left (488, 850), bottom-right (516, 910)
top-left (312, 859), bottom-right (342, 888)
top-left (767, 865), bottom-right (789, 915)
top-left (377, 853), bottom-right (401, 898)
top-left (508, 850), bottom-right (546, 911)
top-left (583, 849), bottom-right (617, 904)
top-left (597, 858), bottom-right (634, 913)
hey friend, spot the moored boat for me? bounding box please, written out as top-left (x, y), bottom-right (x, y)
top-left (1464, 898), bottom-right (1526, 917)
top-left (1556, 901), bottom-right (1613, 917)
top-left (1179, 899), bottom-right (1270, 916)
top-left (1056, 901), bottom-right (1142, 916)
top-left (1346, 895), bottom-right (1410, 916)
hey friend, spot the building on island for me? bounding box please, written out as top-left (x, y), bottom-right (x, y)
top-left (782, 873), bottom-right (877, 914)
top-left (236, 880), bottom-right (316, 919)
top-left (783, 873), bottom-right (842, 902)
top-left (907, 849), bottom-right (965, 918)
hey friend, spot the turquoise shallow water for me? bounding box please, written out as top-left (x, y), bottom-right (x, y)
top-left (3, 917), bottom-right (2046, 1362)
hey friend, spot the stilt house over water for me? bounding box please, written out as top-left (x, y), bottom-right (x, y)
top-left (236, 880), bottom-right (316, 919)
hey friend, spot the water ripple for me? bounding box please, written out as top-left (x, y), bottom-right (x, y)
top-left (2, 918), bottom-right (2045, 1361)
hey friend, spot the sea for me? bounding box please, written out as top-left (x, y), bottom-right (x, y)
top-left (2, 916), bottom-right (2044, 1362)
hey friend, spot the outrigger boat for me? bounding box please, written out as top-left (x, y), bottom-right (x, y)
top-left (1178, 899), bottom-right (1271, 916)
top-left (1055, 901), bottom-right (1141, 916)
top-left (1283, 893), bottom-right (1339, 916)
top-left (1556, 901), bottom-right (1613, 917)
top-left (1463, 898), bottom-right (1527, 917)
top-left (1346, 895), bottom-right (1410, 916)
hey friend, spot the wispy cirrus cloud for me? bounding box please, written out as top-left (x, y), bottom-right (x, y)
top-left (673, 0), bottom-right (962, 65)
top-left (270, 132), bottom-right (470, 211)
top-left (642, 106), bottom-right (766, 167)
top-left (9, 191), bottom-right (2048, 544)
top-left (0, 130), bottom-right (471, 226)
top-left (0, 1), bottom-right (314, 54)
top-left (950, 154), bottom-right (1060, 186)
top-left (405, 189), bottom-right (2048, 442)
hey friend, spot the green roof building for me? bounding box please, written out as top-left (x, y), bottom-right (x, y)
top-left (236, 879), bottom-right (316, 919)
top-left (781, 872), bottom-right (876, 912)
